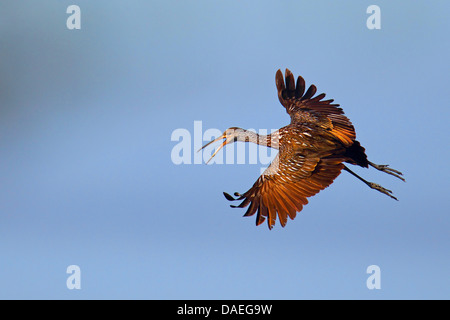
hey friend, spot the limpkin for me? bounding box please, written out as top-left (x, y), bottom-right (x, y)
top-left (200, 69), bottom-right (404, 229)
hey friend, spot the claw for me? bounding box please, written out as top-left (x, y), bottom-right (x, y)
top-left (368, 182), bottom-right (398, 201)
top-left (369, 162), bottom-right (405, 182)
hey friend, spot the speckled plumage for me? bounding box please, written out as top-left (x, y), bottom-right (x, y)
top-left (203, 69), bottom-right (403, 229)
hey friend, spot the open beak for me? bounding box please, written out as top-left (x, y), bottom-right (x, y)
top-left (197, 133), bottom-right (227, 164)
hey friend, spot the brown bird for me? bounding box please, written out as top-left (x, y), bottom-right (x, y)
top-left (200, 69), bottom-right (404, 229)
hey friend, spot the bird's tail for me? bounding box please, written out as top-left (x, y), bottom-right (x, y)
top-left (344, 140), bottom-right (369, 168)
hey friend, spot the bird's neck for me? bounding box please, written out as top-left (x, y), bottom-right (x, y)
top-left (235, 129), bottom-right (280, 149)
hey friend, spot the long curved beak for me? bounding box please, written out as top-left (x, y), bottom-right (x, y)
top-left (197, 133), bottom-right (227, 164)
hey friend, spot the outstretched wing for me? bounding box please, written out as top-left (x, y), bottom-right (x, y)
top-left (275, 69), bottom-right (356, 146)
top-left (225, 150), bottom-right (344, 229)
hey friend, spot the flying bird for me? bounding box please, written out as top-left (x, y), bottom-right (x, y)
top-left (200, 69), bottom-right (404, 229)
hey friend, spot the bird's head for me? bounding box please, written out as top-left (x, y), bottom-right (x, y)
top-left (198, 127), bottom-right (244, 164)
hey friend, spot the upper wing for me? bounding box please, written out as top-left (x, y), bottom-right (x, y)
top-left (225, 151), bottom-right (344, 230)
top-left (275, 69), bottom-right (356, 146)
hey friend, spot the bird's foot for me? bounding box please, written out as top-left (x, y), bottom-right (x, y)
top-left (367, 182), bottom-right (398, 201)
top-left (369, 162), bottom-right (405, 182)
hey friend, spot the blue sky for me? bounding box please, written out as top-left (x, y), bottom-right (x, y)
top-left (0, 1), bottom-right (449, 299)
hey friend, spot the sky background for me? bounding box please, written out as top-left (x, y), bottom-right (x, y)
top-left (0, 1), bottom-right (449, 299)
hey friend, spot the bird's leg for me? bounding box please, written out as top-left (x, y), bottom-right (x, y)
top-left (343, 166), bottom-right (398, 201)
top-left (368, 161), bottom-right (405, 182)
